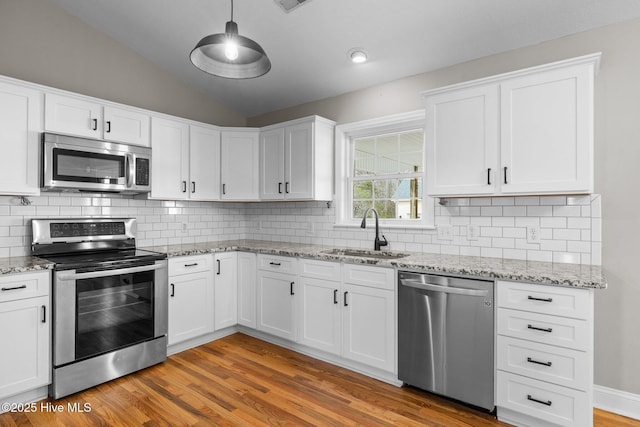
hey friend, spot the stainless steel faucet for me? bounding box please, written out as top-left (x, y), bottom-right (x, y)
top-left (360, 207), bottom-right (388, 251)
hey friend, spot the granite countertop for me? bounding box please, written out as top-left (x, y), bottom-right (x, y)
top-left (146, 239), bottom-right (607, 289)
top-left (0, 256), bottom-right (55, 275)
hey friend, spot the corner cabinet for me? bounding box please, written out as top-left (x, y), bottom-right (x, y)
top-left (424, 53), bottom-right (600, 197)
top-left (0, 80), bottom-right (41, 196)
top-left (221, 129), bottom-right (260, 200)
top-left (213, 252), bottom-right (237, 330)
top-left (259, 116), bottom-right (335, 201)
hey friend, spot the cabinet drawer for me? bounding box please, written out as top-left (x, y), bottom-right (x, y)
top-left (497, 308), bottom-right (589, 351)
top-left (497, 336), bottom-right (589, 391)
top-left (343, 264), bottom-right (394, 291)
top-left (497, 371), bottom-right (590, 427)
top-left (497, 281), bottom-right (591, 320)
top-left (299, 259), bottom-right (340, 281)
top-left (169, 254), bottom-right (213, 276)
top-left (0, 271), bottom-right (50, 303)
top-left (257, 254), bottom-right (297, 274)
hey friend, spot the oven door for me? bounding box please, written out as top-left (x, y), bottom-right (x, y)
top-left (52, 259), bottom-right (168, 367)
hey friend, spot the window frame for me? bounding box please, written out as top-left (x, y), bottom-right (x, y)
top-left (334, 110), bottom-right (435, 229)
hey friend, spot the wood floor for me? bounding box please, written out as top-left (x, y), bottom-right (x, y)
top-left (1, 333), bottom-right (637, 426)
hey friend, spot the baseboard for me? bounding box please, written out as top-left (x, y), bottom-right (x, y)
top-left (594, 384), bottom-right (640, 421)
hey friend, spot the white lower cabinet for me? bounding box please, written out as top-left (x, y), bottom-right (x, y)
top-left (168, 255), bottom-right (214, 345)
top-left (237, 252), bottom-right (257, 328)
top-left (496, 280), bottom-right (594, 427)
top-left (0, 271), bottom-right (50, 400)
top-left (214, 252), bottom-right (237, 330)
top-left (256, 255), bottom-right (298, 341)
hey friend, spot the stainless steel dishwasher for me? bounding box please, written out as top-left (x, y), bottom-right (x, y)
top-left (398, 271), bottom-right (495, 411)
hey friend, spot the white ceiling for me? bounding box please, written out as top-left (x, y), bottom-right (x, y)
top-left (48, 0), bottom-right (640, 118)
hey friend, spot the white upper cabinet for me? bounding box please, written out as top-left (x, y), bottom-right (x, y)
top-left (189, 124), bottom-right (221, 201)
top-left (0, 81), bottom-right (41, 196)
top-left (423, 53), bottom-right (599, 197)
top-left (259, 116), bottom-right (335, 201)
top-left (151, 117), bottom-right (190, 200)
top-left (45, 93), bottom-right (151, 146)
top-left (221, 129), bottom-right (260, 200)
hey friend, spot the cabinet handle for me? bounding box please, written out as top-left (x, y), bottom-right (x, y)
top-left (527, 394), bottom-right (552, 407)
top-left (92, 118), bottom-right (98, 131)
top-left (285, 182), bottom-right (290, 194)
top-left (503, 166), bottom-right (508, 184)
top-left (184, 263), bottom-right (198, 267)
top-left (527, 295), bottom-right (553, 303)
top-left (278, 182), bottom-right (282, 194)
top-left (1, 284), bottom-right (27, 291)
top-left (290, 281), bottom-right (295, 296)
top-left (487, 168), bottom-right (491, 185)
top-left (344, 291), bottom-right (349, 306)
top-left (170, 283), bottom-right (175, 297)
top-left (182, 181), bottom-right (187, 193)
top-left (269, 262), bottom-right (281, 266)
top-left (223, 183), bottom-right (226, 195)
top-left (41, 305), bottom-right (46, 323)
top-left (106, 120), bottom-right (111, 133)
top-left (192, 182), bottom-right (196, 193)
top-left (527, 324), bottom-right (553, 333)
top-left (527, 357), bottom-right (552, 367)
top-left (333, 289), bottom-right (338, 304)
top-left (216, 259), bottom-right (221, 275)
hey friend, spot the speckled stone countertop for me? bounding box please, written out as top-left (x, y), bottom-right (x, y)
top-left (145, 239), bottom-right (606, 289)
top-left (0, 256), bottom-right (55, 275)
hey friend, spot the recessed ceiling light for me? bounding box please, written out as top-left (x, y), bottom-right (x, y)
top-left (348, 48), bottom-right (368, 64)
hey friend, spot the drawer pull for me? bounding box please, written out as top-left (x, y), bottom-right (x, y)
top-left (527, 324), bottom-right (553, 333)
top-left (269, 262), bottom-right (281, 266)
top-left (527, 394), bottom-right (552, 407)
top-left (184, 263), bottom-right (199, 267)
top-left (527, 295), bottom-right (553, 303)
top-left (527, 357), bottom-right (552, 367)
top-left (1, 284), bottom-right (27, 291)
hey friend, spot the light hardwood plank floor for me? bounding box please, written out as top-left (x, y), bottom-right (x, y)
top-left (0, 333), bottom-right (637, 426)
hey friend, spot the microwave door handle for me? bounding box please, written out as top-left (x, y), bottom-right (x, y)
top-left (126, 153), bottom-right (135, 188)
top-left (56, 263), bottom-right (164, 281)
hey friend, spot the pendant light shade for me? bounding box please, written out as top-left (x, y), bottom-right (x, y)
top-left (190, 0), bottom-right (271, 79)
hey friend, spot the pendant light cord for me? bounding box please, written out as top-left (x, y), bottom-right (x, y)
top-left (230, 0), bottom-right (234, 22)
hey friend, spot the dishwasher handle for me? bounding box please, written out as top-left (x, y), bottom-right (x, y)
top-left (400, 278), bottom-right (489, 297)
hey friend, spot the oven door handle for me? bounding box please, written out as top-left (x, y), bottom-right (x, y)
top-left (56, 263), bottom-right (164, 281)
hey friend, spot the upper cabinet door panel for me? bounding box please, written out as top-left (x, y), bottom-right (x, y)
top-left (286, 122), bottom-right (314, 200)
top-left (259, 127), bottom-right (285, 200)
top-left (500, 65), bottom-right (593, 194)
top-left (426, 85), bottom-right (499, 196)
top-left (190, 124), bottom-right (221, 201)
top-left (151, 117), bottom-right (190, 200)
top-left (0, 82), bottom-right (41, 196)
top-left (45, 93), bottom-right (102, 138)
top-left (221, 130), bottom-right (259, 200)
top-left (103, 106), bottom-right (150, 147)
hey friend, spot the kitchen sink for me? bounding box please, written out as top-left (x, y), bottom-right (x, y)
top-left (320, 248), bottom-right (410, 259)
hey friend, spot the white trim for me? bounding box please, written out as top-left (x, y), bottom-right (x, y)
top-left (594, 384), bottom-right (640, 421)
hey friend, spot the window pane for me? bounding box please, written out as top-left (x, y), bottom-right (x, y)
top-left (399, 130), bottom-right (423, 152)
top-left (353, 200), bottom-right (373, 218)
top-left (375, 134), bottom-right (398, 175)
top-left (353, 181), bottom-right (373, 199)
top-left (354, 138), bottom-right (376, 176)
top-left (374, 200), bottom-right (396, 219)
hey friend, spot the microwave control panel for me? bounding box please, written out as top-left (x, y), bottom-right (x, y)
top-left (136, 158), bottom-right (150, 186)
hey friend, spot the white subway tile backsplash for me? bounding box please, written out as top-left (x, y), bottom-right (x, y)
top-left (552, 205), bottom-right (582, 217)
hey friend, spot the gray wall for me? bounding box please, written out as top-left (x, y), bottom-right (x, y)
top-left (249, 19), bottom-right (640, 394)
top-left (0, 0), bottom-right (246, 126)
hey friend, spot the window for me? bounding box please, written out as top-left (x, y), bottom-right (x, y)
top-left (335, 110), bottom-right (434, 228)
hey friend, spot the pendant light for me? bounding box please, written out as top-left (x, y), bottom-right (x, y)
top-left (190, 0), bottom-right (271, 79)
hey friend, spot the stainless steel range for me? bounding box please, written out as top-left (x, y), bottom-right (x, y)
top-left (31, 218), bottom-right (168, 399)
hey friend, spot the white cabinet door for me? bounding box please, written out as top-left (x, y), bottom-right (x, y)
top-left (259, 127), bottom-right (285, 200)
top-left (500, 65), bottom-right (593, 194)
top-left (44, 93), bottom-right (102, 138)
top-left (237, 252), bottom-right (257, 329)
top-left (214, 252), bottom-right (237, 331)
top-left (0, 82), bottom-right (41, 196)
top-left (0, 295), bottom-right (50, 399)
top-left (342, 283), bottom-right (395, 372)
top-left (285, 122), bottom-right (314, 200)
top-left (103, 106), bottom-right (150, 147)
top-left (425, 84), bottom-right (499, 196)
top-left (221, 130), bottom-right (259, 200)
top-left (298, 276), bottom-right (341, 355)
top-left (151, 117), bottom-right (190, 200)
top-left (168, 270), bottom-right (214, 345)
top-left (190, 124), bottom-right (221, 201)
top-left (257, 271), bottom-right (297, 341)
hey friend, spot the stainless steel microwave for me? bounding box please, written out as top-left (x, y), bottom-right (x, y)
top-left (42, 133), bottom-right (151, 193)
